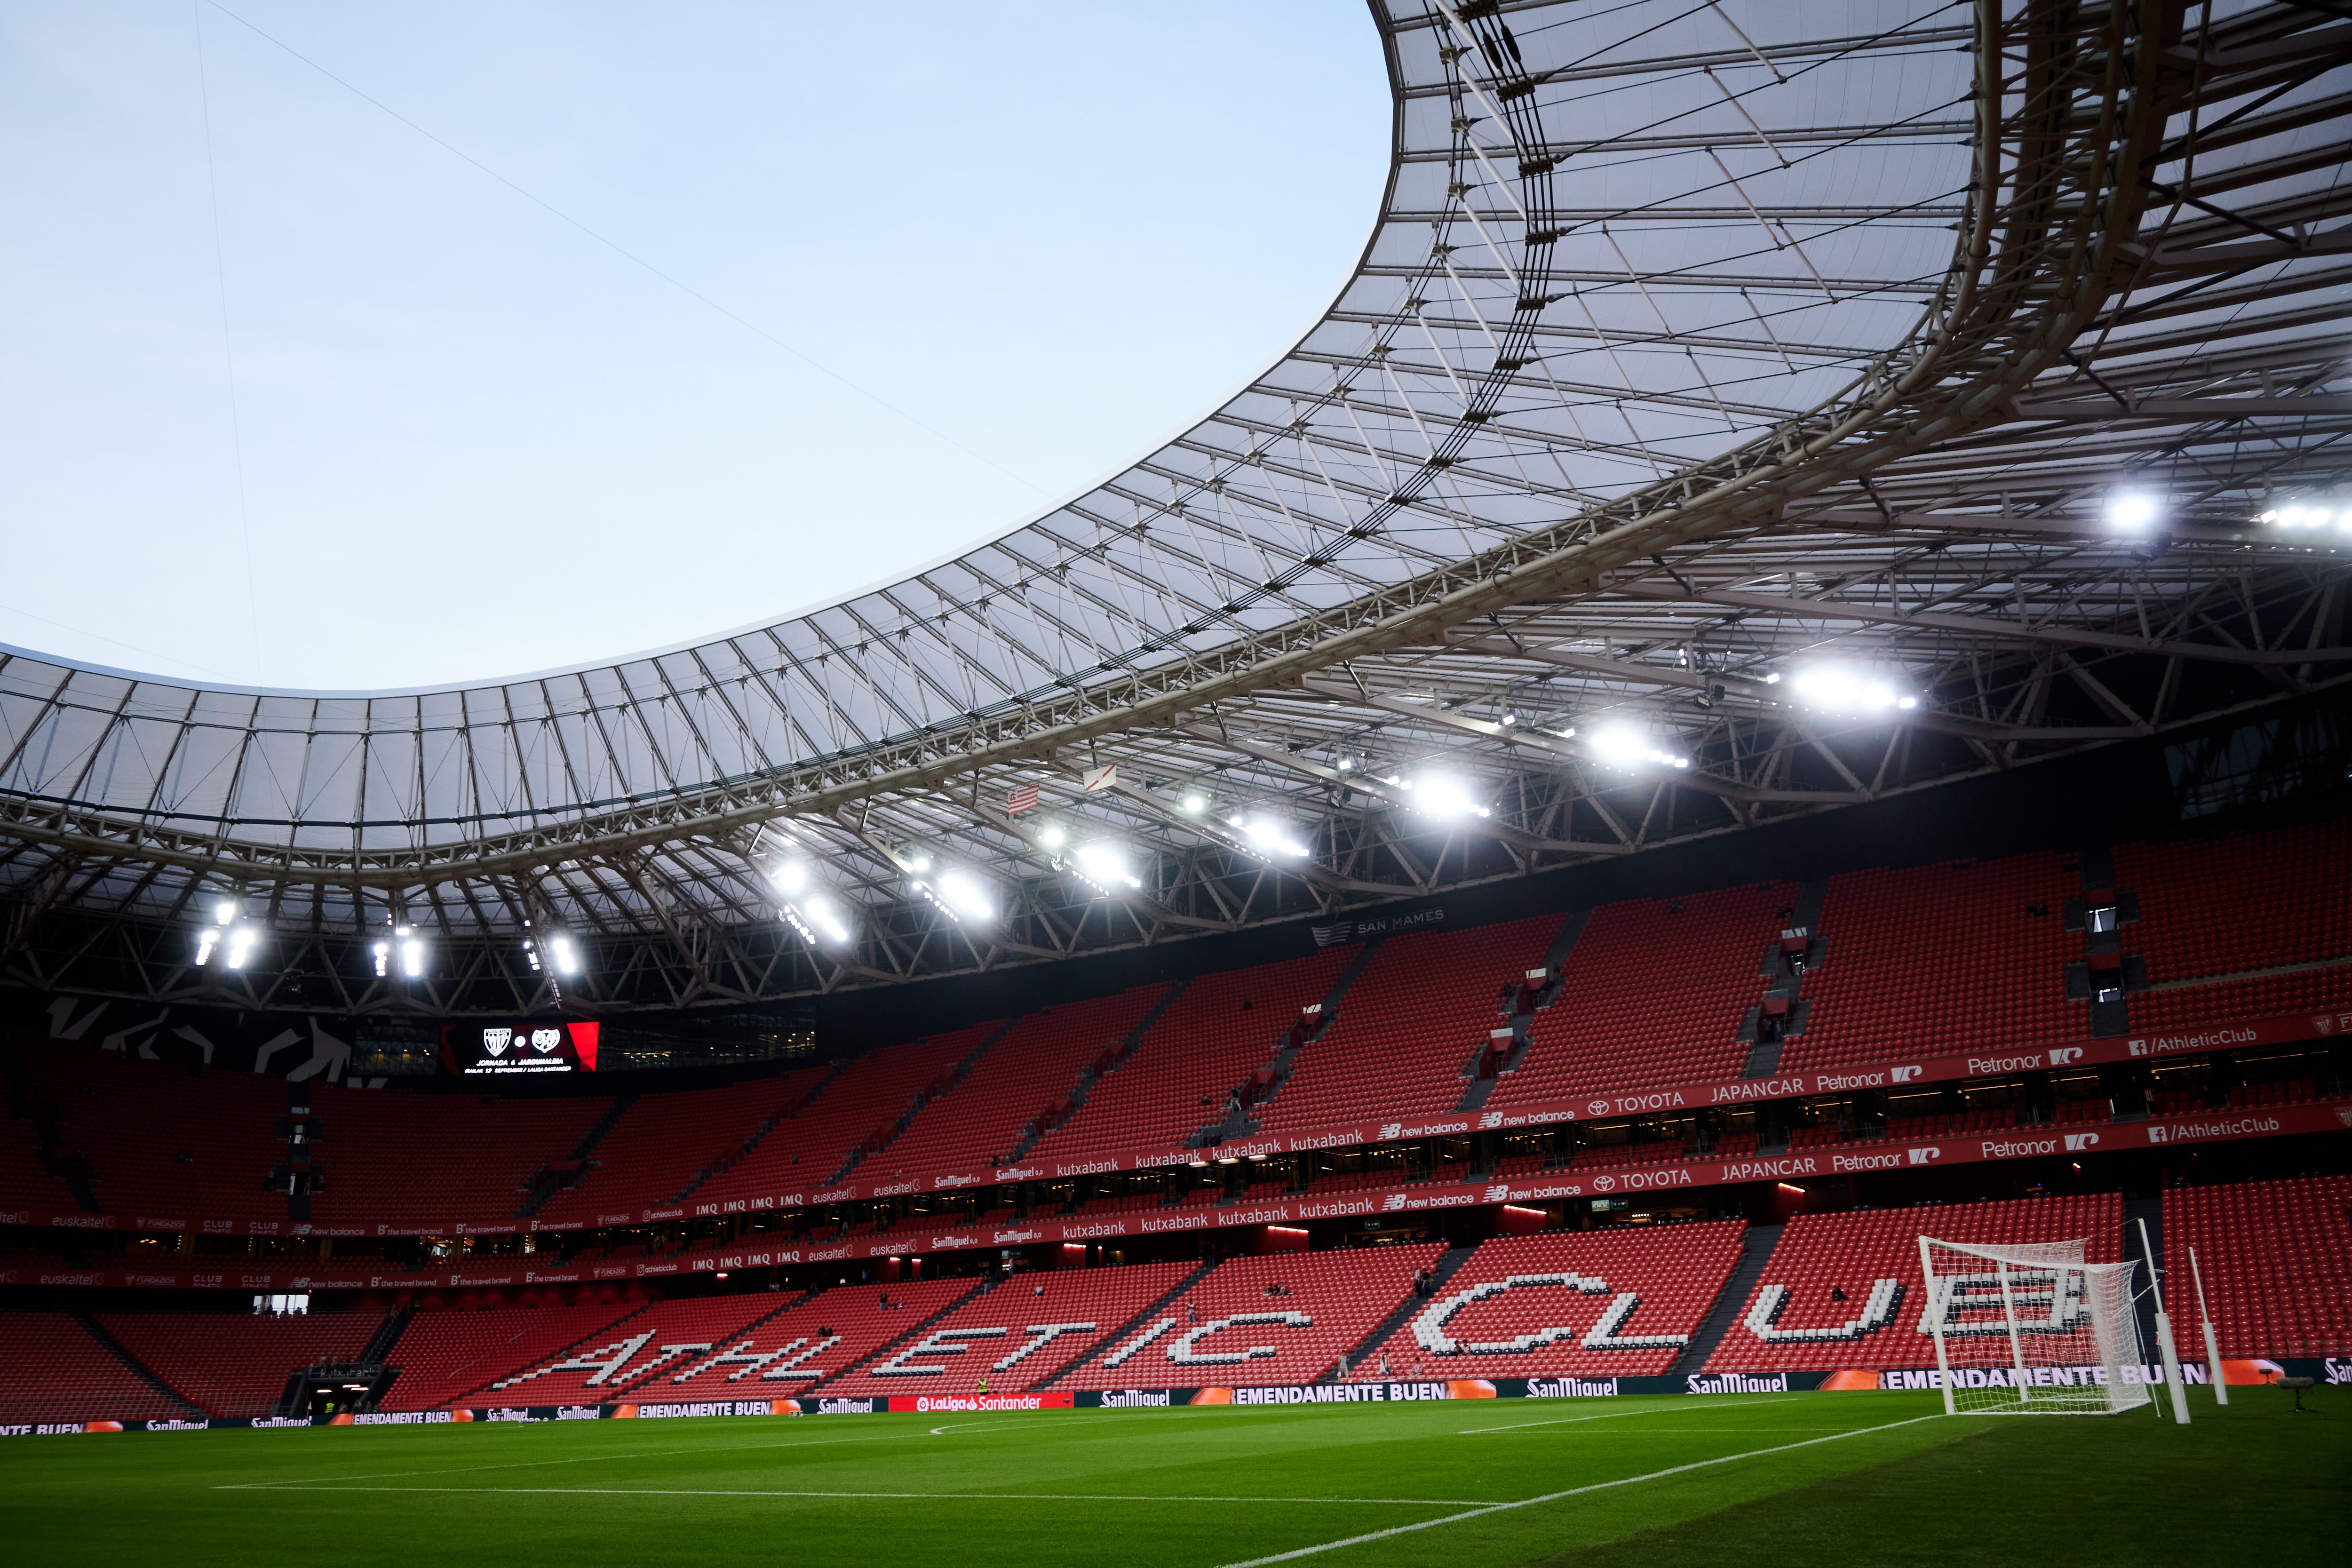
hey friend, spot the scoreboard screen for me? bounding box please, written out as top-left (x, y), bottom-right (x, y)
top-left (442, 1020), bottom-right (600, 1076)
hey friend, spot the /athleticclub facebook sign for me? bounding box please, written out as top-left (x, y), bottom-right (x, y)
top-left (442, 1021), bottom-right (600, 1077)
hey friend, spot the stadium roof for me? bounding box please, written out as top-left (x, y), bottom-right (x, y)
top-left (5, 0), bottom-right (2351, 1015)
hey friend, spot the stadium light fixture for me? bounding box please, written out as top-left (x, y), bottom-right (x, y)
top-left (371, 939), bottom-right (391, 978)
top-left (1788, 663), bottom-right (1916, 714)
top-left (2104, 490), bottom-right (2160, 531)
top-left (1588, 725), bottom-right (1690, 770)
top-left (194, 898), bottom-right (244, 967)
top-left (548, 933), bottom-right (582, 976)
top-left (770, 860), bottom-right (811, 897)
top-left (1403, 773), bottom-right (1490, 820)
top-left (1180, 790), bottom-right (1208, 814)
top-left (396, 925), bottom-right (427, 979)
top-left (1229, 813), bottom-right (1309, 859)
top-left (1038, 822), bottom-right (1068, 849)
top-left (2258, 499), bottom-right (2352, 533)
top-left (932, 868), bottom-right (995, 923)
top-left (1073, 840), bottom-right (1142, 891)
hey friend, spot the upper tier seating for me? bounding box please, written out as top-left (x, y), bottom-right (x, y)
top-left (1496, 885), bottom-right (1794, 1103)
top-left (13, 1045), bottom-right (287, 1223)
top-left (97, 1310), bottom-right (380, 1417)
top-left (1060, 1243), bottom-right (1445, 1390)
top-left (1029, 949), bottom-right (1358, 1161)
top-left (2161, 1176), bottom-right (2352, 1358)
top-left (1260, 918), bottom-right (1562, 1130)
top-left (1778, 853), bottom-right (2084, 1072)
top-left (1352, 1222), bottom-right (1746, 1379)
top-left (650, 1278), bottom-right (982, 1395)
top-left (2118, 823), bottom-right (2352, 986)
top-left (821, 1261), bottom-right (1194, 1395)
top-left (377, 1301), bottom-right (643, 1409)
top-left (0, 1312), bottom-right (191, 1423)
top-left (877, 987), bottom-right (1170, 1181)
top-left (305, 1082), bottom-right (615, 1229)
top-left (535, 1073), bottom-right (816, 1225)
top-left (695, 1023), bottom-right (1002, 1202)
top-left (1705, 1193), bottom-right (2123, 1372)
top-left (478, 1292), bottom-right (810, 1401)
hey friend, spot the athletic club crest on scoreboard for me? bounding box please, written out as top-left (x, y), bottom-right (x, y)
top-left (443, 1022), bottom-right (601, 1076)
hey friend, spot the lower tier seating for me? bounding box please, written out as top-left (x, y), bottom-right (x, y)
top-left (1705, 1193), bottom-right (2123, 1372)
top-left (643, 1278), bottom-right (983, 1395)
top-left (1060, 1244), bottom-right (1445, 1390)
top-left (478, 1293), bottom-right (810, 1403)
top-left (378, 1302), bottom-right (644, 1410)
top-left (97, 1311), bottom-right (380, 1417)
top-left (821, 1261), bottom-right (1195, 1396)
top-left (0, 1313), bottom-right (189, 1423)
top-left (1352, 1222), bottom-right (1746, 1380)
top-left (2162, 1175), bottom-right (2352, 1358)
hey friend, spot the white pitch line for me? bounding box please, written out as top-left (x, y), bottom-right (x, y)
top-left (230, 1486), bottom-right (1494, 1506)
top-left (1458, 1396), bottom-right (1789, 1434)
top-left (1215, 1413), bottom-right (1946, 1567)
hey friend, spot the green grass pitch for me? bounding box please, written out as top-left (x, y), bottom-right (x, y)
top-left (2, 1392), bottom-right (2343, 1566)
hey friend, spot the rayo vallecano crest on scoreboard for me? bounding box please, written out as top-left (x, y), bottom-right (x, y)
top-left (441, 1020), bottom-right (601, 1076)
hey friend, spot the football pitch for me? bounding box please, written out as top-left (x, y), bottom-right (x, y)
top-left (2, 1393), bottom-right (2343, 1567)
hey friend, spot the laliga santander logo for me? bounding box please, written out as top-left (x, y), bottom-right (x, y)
top-left (532, 1028), bottom-right (562, 1054)
top-left (482, 1027), bottom-right (513, 1057)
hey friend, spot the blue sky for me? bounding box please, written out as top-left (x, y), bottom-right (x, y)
top-left (0, 1), bottom-right (1387, 689)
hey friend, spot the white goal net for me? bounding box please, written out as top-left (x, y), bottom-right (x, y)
top-left (1917, 1235), bottom-right (2151, 1417)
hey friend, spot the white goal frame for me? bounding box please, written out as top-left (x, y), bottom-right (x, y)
top-left (1917, 1235), bottom-right (2152, 1417)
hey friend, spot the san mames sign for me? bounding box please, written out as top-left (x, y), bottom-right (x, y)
top-left (441, 1021), bottom-right (600, 1076)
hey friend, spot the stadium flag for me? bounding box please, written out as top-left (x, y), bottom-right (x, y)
top-left (1081, 764), bottom-right (1118, 793)
top-left (1006, 785), bottom-right (1040, 816)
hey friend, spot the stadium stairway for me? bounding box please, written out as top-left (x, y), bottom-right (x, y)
top-left (72, 1310), bottom-right (204, 1417)
top-left (1194, 938), bottom-right (1389, 1148)
top-left (1672, 1223), bottom-right (1783, 1375)
top-left (803, 1281), bottom-right (997, 1393)
top-left (1033, 1259), bottom-right (1218, 1391)
top-left (1458, 910), bottom-right (1589, 1113)
top-left (1001, 981), bottom-right (1194, 1168)
top-left (1324, 1245), bottom-right (1477, 1383)
top-left (828, 1019), bottom-right (1021, 1187)
top-left (1739, 881), bottom-right (1828, 1079)
top-left (516, 1093), bottom-right (639, 1219)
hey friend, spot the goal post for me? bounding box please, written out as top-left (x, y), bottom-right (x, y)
top-left (1917, 1235), bottom-right (2153, 1417)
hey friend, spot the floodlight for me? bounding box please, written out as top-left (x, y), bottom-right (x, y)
top-left (1231, 814), bottom-right (1310, 859)
top-left (194, 929), bottom-right (220, 966)
top-left (224, 926), bottom-right (259, 969)
top-left (1589, 725), bottom-right (1690, 769)
top-left (2260, 501), bottom-right (2352, 532)
top-left (1038, 823), bottom-right (1067, 849)
top-left (800, 893), bottom-right (856, 945)
top-left (935, 869), bottom-right (994, 922)
top-left (2105, 490), bottom-right (2159, 530)
top-left (1406, 773), bottom-right (1491, 820)
top-left (1074, 840), bottom-right (1141, 889)
top-left (906, 851), bottom-right (934, 873)
top-left (213, 899), bottom-right (239, 925)
top-left (396, 925), bottom-right (427, 978)
top-left (1180, 791), bottom-right (1208, 813)
top-left (372, 939), bottom-right (390, 978)
top-left (549, 934), bottom-right (582, 976)
top-left (770, 860), bottom-right (810, 896)
top-left (1790, 664), bottom-right (1910, 714)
